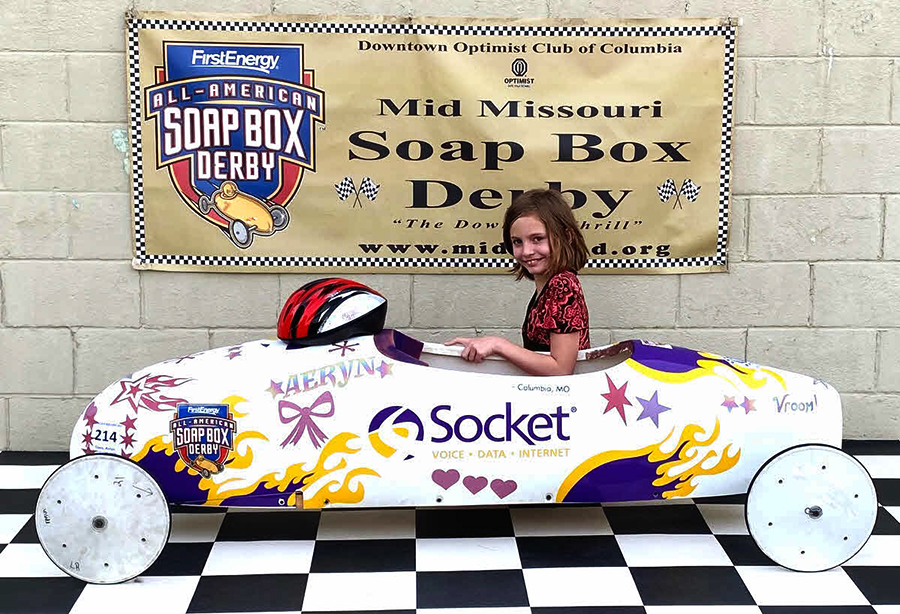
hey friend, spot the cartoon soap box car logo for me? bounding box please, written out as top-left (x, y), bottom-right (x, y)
top-left (170, 404), bottom-right (237, 478)
top-left (144, 43), bottom-right (324, 249)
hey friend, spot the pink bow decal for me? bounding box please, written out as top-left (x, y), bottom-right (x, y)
top-left (279, 391), bottom-right (335, 449)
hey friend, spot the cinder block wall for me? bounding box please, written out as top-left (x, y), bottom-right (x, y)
top-left (1, 0), bottom-right (897, 450)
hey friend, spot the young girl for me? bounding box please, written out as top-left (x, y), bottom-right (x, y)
top-left (447, 189), bottom-right (590, 376)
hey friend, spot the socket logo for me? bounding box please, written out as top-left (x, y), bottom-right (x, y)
top-left (371, 402), bottom-right (572, 449)
top-left (144, 42), bottom-right (325, 248)
top-left (368, 406), bottom-right (425, 460)
top-left (170, 404), bottom-right (237, 477)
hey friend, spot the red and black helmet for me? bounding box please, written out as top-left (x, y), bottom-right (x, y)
top-left (277, 278), bottom-right (387, 346)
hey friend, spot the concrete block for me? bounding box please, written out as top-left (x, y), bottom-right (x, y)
top-left (814, 263), bottom-right (900, 326)
top-left (9, 397), bottom-right (91, 451)
top-left (68, 193), bottom-right (134, 259)
top-left (689, 0), bottom-right (821, 56)
top-left (823, 128), bottom-right (900, 193)
top-left (274, 0), bottom-right (410, 14)
top-left (0, 329), bottom-right (73, 393)
top-left (731, 128), bottom-right (819, 195)
top-left (877, 330), bottom-right (900, 392)
top-left (895, 62), bottom-right (900, 123)
top-left (581, 275), bottom-right (679, 328)
top-left (884, 196), bottom-right (900, 260)
top-left (144, 272), bottom-right (279, 328)
top-left (4, 262), bottom-right (140, 327)
top-left (734, 59), bottom-right (755, 125)
top-left (0, 53), bottom-right (67, 120)
top-left (211, 329), bottom-right (276, 348)
top-left (0, 193), bottom-right (69, 258)
top-left (756, 59), bottom-right (891, 125)
top-left (281, 274), bottom-right (411, 328)
top-left (0, 0), bottom-right (131, 51)
top-left (0, 398), bottom-right (8, 451)
top-left (680, 263), bottom-right (810, 327)
top-left (747, 328), bottom-right (875, 392)
top-left (824, 0), bottom-right (900, 56)
top-left (748, 196), bottom-right (881, 261)
top-left (68, 54), bottom-right (127, 122)
top-left (611, 329), bottom-right (746, 360)
top-left (728, 197), bottom-right (748, 262)
top-left (413, 275), bottom-right (534, 328)
top-left (841, 394), bottom-right (900, 439)
top-left (136, 0), bottom-right (271, 12)
top-left (548, 0), bottom-right (682, 17)
top-left (1, 124), bottom-right (129, 192)
top-left (75, 328), bottom-right (210, 394)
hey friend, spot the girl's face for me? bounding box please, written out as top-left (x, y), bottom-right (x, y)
top-left (510, 213), bottom-right (552, 280)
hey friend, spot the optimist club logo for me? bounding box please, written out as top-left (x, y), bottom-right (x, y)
top-left (170, 404), bottom-right (237, 478)
top-left (144, 43), bottom-right (325, 248)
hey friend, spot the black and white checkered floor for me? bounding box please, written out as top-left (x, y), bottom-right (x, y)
top-left (2, 443), bottom-right (900, 614)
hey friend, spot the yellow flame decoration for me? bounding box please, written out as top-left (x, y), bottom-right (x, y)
top-left (626, 352), bottom-right (786, 391)
top-left (557, 419), bottom-right (741, 502)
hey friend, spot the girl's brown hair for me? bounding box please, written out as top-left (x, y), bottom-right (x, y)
top-left (502, 189), bottom-right (589, 281)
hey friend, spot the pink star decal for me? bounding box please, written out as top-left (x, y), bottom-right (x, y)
top-left (329, 341), bottom-right (359, 357)
top-left (121, 432), bottom-right (135, 450)
top-left (227, 350), bottom-right (242, 360)
top-left (121, 415), bottom-right (137, 431)
top-left (266, 380), bottom-right (285, 398)
top-left (83, 403), bottom-right (99, 428)
top-left (82, 431), bottom-right (93, 445)
top-left (602, 374), bottom-right (632, 424)
top-left (120, 450), bottom-right (131, 459)
top-left (82, 444), bottom-right (94, 455)
top-left (721, 396), bottom-right (739, 412)
top-left (741, 396), bottom-right (756, 414)
top-left (377, 361), bottom-right (393, 378)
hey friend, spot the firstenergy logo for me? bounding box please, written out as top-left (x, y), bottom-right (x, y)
top-left (191, 49), bottom-right (281, 74)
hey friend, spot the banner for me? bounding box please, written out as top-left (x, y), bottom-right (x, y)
top-left (127, 12), bottom-right (737, 273)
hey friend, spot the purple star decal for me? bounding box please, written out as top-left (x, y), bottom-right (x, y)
top-left (266, 380), bottom-right (284, 398)
top-left (721, 395), bottom-right (739, 412)
top-left (636, 391), bottom-right (672, 427)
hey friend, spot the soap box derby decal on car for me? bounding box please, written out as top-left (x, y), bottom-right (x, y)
top-left (36, 278), bottom-right (878, 584)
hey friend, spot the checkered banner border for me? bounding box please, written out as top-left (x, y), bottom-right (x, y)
top-left (128, 18), bottom-right (735, 271)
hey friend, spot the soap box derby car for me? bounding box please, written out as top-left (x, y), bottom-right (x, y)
top-left (37, 279), bottom-right (878, 584)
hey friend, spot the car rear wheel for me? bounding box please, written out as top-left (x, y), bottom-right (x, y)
top-left (270, 205), bottom-right (290, 231)
top-left (229, 219), bottom-right (253, 248)
top-left (35, 454), bottom-right (171, 584)
top-left (745, 443), bottom-right (877, 572)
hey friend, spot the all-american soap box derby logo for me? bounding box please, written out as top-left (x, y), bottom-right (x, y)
top-left (170, 403), bottom-right (237, 477)
top-left (144, 43), bottom-right (325, 249)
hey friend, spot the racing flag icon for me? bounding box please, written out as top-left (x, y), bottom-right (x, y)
top-left (657, 177), bottom-right (700, 209)
top-left (680, 178), bottom-right (701, 203)
top-left (335, 176), bottom-right (356, 202)
top-left (359, 176), bottom-right (380, 202)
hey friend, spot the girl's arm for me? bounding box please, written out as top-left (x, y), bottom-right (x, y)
top-left (446, 331), bottom-right (580, 376)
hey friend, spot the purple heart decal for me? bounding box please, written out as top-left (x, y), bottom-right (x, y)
top-left (432, 469), bottom-right (460, 490)
top-left (490, 479), bottom-right (517, 499)
top-left (463, 475), bottom-right (488, 494)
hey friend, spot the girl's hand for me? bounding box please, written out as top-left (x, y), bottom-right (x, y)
top-left (445, 336), bottom-right (503, 363)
